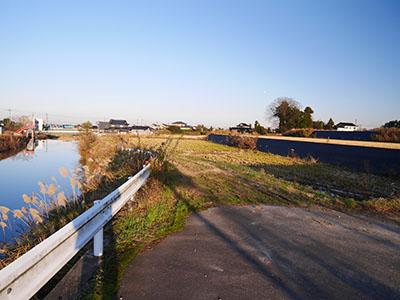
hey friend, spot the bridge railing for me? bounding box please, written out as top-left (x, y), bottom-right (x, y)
top-left (0, 164), bottom-right (151, 300)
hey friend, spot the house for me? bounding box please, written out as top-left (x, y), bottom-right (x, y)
top-left (130, 125), bottom-right (153, 135)
top-left (98, 121), bottom-right (110, 132)
top-left (170, 121), bottom-right (187, 128)
top-left (334, 122), bottom-right (358, 131)
top-left (34, 118), bottom-right (44, 132)
top-left (0, 122), bottom-right (4, 134)
top-left (229, 123), bottom-right (253, 133)
top-left (108, 119), bottom-right (129, 133)
top-left (169, 121), bottom-right (194, 131)
top-left (151, 123), bottom-right (168, 130)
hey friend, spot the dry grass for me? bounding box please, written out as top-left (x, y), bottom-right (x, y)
top-left (283, 128), bottom-right (314, 137)
top-left (132, 137), bottom-right (400, 216)
top-left (0, 135), bottom-right (28, 153)
top-left (0, 134), bottom-right (158, 269)
top-left (372, 127), bottom-right (400, 143)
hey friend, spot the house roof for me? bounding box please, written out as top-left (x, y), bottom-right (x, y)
top-left (171, 121), bottom-right (186, 125)
top-left (131, 125), bottom-right (151, 130)
top-left (110, 119), bottom-right (128, 125)
top-left (336, 122), bottom-right (356, 127)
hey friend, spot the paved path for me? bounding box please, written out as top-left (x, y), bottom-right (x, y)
top-left (118, 205), bottom-right (400, 300)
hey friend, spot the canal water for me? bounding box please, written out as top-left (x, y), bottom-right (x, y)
top-left (0, 140), bottom-right (81, 242)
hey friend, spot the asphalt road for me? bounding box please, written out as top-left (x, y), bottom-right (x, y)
top-left (118, 205), bottom-right (400, 300)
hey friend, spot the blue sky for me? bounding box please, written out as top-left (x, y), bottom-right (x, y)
top-left (0, 0), bottom-right (399, 128)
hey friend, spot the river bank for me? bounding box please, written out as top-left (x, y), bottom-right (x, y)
top-left (0, 135), bottom-right (29, 161)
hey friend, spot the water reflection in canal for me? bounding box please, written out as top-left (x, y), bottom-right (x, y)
top-left (0, 139), bottom-right (81, 242)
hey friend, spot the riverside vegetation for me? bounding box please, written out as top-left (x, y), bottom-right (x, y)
top-left (1, 134), bottom-right (399, 299)
top-left (0, 135), bottom-right (28, 161)
top-left (0, 133), bottom-right (154, 268)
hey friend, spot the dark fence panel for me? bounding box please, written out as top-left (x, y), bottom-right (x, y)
top-left (310, 131), bottom-right (376, 141)
top-left (207, 134), bottom-right (400, 177)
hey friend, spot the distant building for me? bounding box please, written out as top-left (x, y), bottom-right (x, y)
top-left (229, 123), bottom-right (253, 133)
top-left (98, 121), bottom-right (110, 132)
top-left (62, 124), bottom-right (75, 129)
top-left (34, 118), bottom-right (44, 132)
top-left (151, 123), bottom-right (168, 130)
top-left (108, 119), bottom-right (129, 133)
top-left (0, 122), bottom-right (4, 134)
top-left (169, 121), bottom-right (194, 131)
top-left (130, 125), bottom-right (153, 135)
top-left (334, 122), bottom-right (358, 131)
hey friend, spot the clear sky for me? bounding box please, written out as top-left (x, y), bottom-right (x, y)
top-left (0, 0), bottom-right (399, 128)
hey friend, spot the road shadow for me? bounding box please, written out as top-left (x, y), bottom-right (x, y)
top-left (159, 164), bottom-right (400, 299)
top-left (195, 206), bottom-right (400, 299)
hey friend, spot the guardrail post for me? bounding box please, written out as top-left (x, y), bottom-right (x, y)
top-left (93, 200), bottom-right (103, 257)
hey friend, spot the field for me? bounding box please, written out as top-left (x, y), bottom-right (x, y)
top-left (130, 137), bottom-right (400, 214)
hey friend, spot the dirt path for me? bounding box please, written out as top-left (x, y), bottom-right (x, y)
top-left (118, 205), bottom-right (400, 300)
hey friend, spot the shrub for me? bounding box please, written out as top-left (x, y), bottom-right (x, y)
top-left (372, 127), bottom-right (400, 143)
top-left (283, 128), bottom-right (314, 137)
top-left (0, 135), bottom-right (28, 153)
top-left (228, 135), bottom-right (258, 150)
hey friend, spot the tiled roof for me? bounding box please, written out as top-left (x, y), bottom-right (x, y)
top-left (110, 119), bottom-right (128, 125)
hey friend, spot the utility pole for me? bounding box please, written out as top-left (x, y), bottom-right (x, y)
top-left (46, 113), bottom-right (48, 125)
top-left (8, 108), bottom-right (11, 119)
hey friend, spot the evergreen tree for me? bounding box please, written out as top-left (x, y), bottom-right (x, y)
top-left (325, 118), bottom-right (334, 130)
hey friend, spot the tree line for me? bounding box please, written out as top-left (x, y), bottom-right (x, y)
top-left (266, 97), bottom-right (334, 133)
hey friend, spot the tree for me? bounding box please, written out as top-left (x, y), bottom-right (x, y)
top-left (300, 106), bottom-right (314, 128)
top-left (2, 118), bottom-right (11, 126)
top-left (17, 115), bottom-right (32, 126)
top-left (81, 121), bottom-right (93, 133)
top-left (196, 124), bottom-right (208, 135)
top-left (383, 120), bottom-right (400, 128)
top-left (313, 121), bottom-right (324, 129)
top-left (267, 97), bottom-right (302, 132)
top-left (325, 118), bottom-right (335, 130)
top-left (254, 120), bottom-right (267, 135)
top-left (1, 118), bottom-right (17, 131)
top-left (169, 125), bottom-right (182, 134)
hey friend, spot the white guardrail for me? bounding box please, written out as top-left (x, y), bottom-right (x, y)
top-left (0, 164), bottom-right (151, 299)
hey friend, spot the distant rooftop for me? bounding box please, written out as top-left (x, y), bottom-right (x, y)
top-left (110, 119), bottom-right (129, 125)
top-left (336, 122), bottom-right (357, 127)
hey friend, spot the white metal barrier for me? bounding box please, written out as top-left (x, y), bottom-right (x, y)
top-left (0, 164), bottom-right (151, 300)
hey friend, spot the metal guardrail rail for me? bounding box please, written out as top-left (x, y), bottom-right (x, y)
top-left (0, 164), bottom-right (151, 299)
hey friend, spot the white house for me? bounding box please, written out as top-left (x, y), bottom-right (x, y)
top-left (170, 121), bottom-right (187, 128)
top-left (169, 121), bottom-right (194, 130)
top-left (34, 118), bottom-right (44, 132)
top-left (334, 122), bottom-right (358, 131)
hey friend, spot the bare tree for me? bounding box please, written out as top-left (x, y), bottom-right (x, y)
top-left (266, 97), bottom-right (302, 132)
